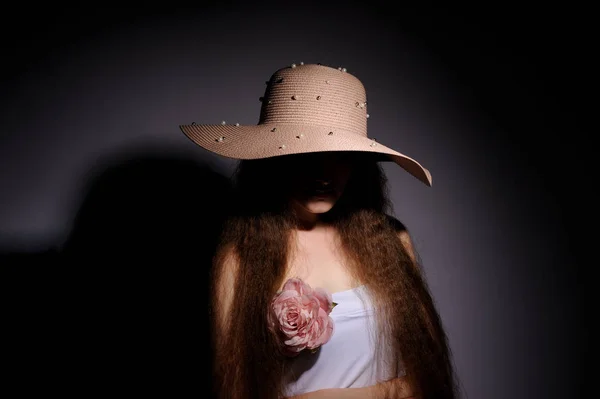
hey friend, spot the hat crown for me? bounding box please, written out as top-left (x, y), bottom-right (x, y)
top-left (258, 64), bottom-right (368, 137)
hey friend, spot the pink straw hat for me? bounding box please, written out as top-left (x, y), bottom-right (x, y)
top-left (179, 63), bottom-right (432, 186)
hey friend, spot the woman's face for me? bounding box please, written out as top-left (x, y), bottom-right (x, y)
top-left (282, 152), bottom-right (354, 217)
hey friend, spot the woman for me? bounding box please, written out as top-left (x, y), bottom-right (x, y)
top-left (179, 63), bottom-right (459, 399)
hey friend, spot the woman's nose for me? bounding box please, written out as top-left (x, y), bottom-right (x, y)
top-left (314, 179), bottom-right (332, 187)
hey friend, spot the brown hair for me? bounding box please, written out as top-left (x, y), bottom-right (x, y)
top-left (210, 152), bottom-right (459, 399)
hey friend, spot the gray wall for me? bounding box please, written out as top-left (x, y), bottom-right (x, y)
top-left (1, 3), bottom-right (588, 398)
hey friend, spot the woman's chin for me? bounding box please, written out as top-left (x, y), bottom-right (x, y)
top-left (302, 198), bottom-right (336, 214)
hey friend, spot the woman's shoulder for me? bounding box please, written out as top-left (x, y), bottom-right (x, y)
top-left (384, 214), bottom-right (417, 261)
top-left (214, 244), bottom-right (239, 284)
top-left (212, 245), bottom-right (240, 331)
top-left (384, 213), bottom-right (407, 233)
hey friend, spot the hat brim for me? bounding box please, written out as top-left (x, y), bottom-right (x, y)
top-left (179, 123), bottom-right (432, 187)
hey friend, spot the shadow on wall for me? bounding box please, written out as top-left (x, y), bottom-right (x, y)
top-left (2, 147), bottom-right (232, 396)
top-left (62, 149), bottom-right (231, 260)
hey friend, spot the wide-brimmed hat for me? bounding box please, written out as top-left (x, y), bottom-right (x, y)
top-left (179, 63), bottom-right (432, 186)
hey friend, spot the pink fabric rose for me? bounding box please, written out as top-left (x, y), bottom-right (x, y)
top-left (268, 278), bottom-right (336, 357)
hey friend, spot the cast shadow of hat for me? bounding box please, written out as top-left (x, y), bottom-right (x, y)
top-left (59, 147), bottom-right (231, 395)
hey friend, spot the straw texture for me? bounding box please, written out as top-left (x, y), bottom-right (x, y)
top-left (179, 64), bottom-right (432, 186)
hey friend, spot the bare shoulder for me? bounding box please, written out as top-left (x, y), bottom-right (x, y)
top-left (217, 245), bottom-right (240, 280)
top-left (385, 214), bottom-right (416, 262)
top-left (214, 245), bottom-right (240, 331)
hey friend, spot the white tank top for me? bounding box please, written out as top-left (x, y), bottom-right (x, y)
top-left (283, 285), bottom-right (403, 396)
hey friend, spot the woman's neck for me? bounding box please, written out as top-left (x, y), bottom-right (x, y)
top-left (289, 201), bottom-right (331, 231)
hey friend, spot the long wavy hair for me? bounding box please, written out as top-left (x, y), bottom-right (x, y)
top-left (209, 152), bottom-right (459, 399)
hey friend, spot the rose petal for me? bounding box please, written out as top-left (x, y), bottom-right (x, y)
top-left (317, 315), bottom-right (334, 346)
top-left (276, 290), bottom-right (301, 302)
top-left (283, 278), bottom-right (313, 296)
top-left (285, 335), bottom-right (305, 346)
top-left (312, 287), bottom-right (333, 314)
top-left (271, 278), bottom-right (336, 357)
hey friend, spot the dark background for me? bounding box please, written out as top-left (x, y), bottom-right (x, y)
top-left (1, 3), bottom-right (591, 398)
